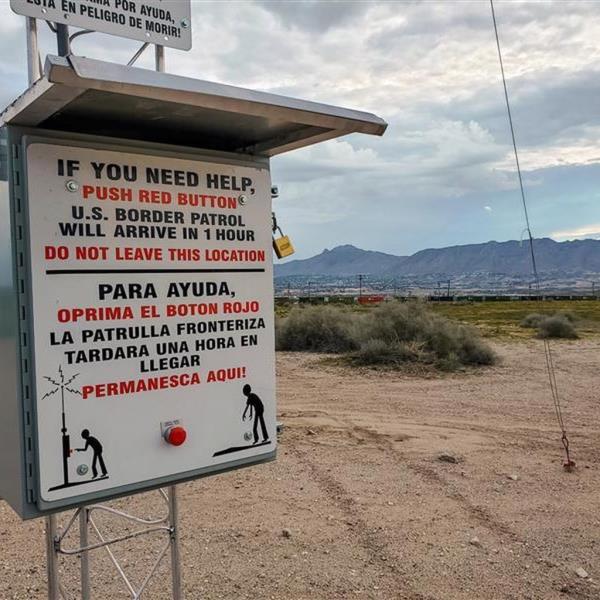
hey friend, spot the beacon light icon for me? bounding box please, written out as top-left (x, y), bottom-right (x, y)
top-left (42, 366), bottom-right (81, 491)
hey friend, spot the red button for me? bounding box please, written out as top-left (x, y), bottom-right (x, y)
top-left (165, 426), bottom-right (187, 446)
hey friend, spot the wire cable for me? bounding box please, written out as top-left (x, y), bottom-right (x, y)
top-left (490, 0), bottom-right (573, 468)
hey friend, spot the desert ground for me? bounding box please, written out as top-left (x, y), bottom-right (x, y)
top-left (0, 339), bottom-right (598, 599)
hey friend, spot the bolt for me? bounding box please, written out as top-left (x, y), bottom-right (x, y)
top-left (181, 18), bottom-right (190, 28)
top-left (238, 194), bottom-right (247, 206)
top-left (77, 464), bottom-right (89, 476)
top-left (65, 180), bottom-right (79, 193)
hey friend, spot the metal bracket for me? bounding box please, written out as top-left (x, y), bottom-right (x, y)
top-left (10, 138), bottom-right (37, 506)
top-left (25, 15), bottom-right (165, 80)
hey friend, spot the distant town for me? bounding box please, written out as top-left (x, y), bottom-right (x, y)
top-left (274, 239), bottom-right (600, 298)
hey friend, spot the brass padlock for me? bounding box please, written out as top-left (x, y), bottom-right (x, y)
top-left (272, 212), bottom-right (295, 259)
top-left (273, 234), bottom-right (295, 259)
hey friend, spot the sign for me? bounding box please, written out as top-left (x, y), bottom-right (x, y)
top-left (10, 0), bottom-right (192, 51)
top-left (25, 140), bottom-right (275, 506)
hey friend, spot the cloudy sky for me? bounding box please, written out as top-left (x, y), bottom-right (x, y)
top-left (2, 0), bottom-right (600, 259)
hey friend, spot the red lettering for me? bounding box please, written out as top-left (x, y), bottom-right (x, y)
top-left (45, 245), bottom-right (69, 260)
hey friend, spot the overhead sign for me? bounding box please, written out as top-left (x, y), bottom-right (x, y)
top-left (24, 139), bottom-right (275, 507)
top-left (10, 0), bottom-right (192, 51)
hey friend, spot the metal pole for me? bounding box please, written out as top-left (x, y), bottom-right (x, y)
top-left (80, 508), bottom-right (91, 600)
top-left (155, 45), bottom-right (165, 72)
top-left (46, 515), bottom-right (60, 600)
top-left (168, 486), bottom-right (183, 599)
top-left (26, 17), bottom-right (41, 85)
top-left (127, 42), bottom-right (150, 67)
top-left (56, 23), bottom-right (70, 56)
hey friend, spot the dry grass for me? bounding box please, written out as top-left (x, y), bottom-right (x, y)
top-left (429, 299), bottom-right (600, 339)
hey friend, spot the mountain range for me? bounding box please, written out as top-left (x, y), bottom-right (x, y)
top-left (273, 238), bottom-right (600, 277)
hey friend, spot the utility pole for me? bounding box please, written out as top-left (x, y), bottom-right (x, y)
top-left (446, 279), bottom-right (451, 298)
top-left (358, 274), bottom-right (364, 297)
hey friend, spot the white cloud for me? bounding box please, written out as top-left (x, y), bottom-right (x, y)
top-left (551, 224), bottom-right (600, 240)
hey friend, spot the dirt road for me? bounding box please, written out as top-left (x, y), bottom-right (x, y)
top-left (1, 340), bottom-right (598, 599)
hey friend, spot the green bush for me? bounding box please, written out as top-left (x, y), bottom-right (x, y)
top-left (520, 313), bottom-right (544, 328)
top-left (275, 305), bottom-right (358, 353)
top-left (520, 312), bottom-right (579, 339)
top-left (556, 311), bottom-right (577, 323)
top-left (454, 326), bottom-right (497, 365)
top-left (537, 315), bottom-right (578, 339)
top-left (276, 301), bottom-right (496, 370)
top-left (348, 339), bottom-right (426, 366)
top-left (361, 302), bottom-right (495, 367)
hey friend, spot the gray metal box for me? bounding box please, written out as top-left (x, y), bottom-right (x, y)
top-left (0, 56), bottom-right (386, 519)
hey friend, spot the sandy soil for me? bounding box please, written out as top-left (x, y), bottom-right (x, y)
top-left (0, 340), bottom-right (598, 599)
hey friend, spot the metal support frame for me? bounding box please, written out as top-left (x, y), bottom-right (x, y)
top-left (56, 23), bottom-right (70, 57)
top-left (26, 17), bottom-right (42, 85)
top-left (45, 486), bottom-right (183, 599)
top-left (46, 515), bottom-right (60, 599)
top-left (25, 18), bottom-right (70, 88)
top-left (26, 14), bottom-right (159, 78)
top-left (79, 508), bottom-right (90, 600)
top-left (168, 487), bottom-right (183, 598)
top-left (155, 45), bottom-right (165, 72)
top-left (128, 43), bottom-right (150, 67)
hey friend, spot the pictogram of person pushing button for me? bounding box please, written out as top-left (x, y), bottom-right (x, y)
top-left (76, 429), bottom-right (108, 479)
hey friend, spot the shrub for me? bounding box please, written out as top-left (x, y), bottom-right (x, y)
top-left (454, 326), bottom-right (497, 365)
top-left (276, 301), bottom-right (497, 370)
top-left (556, 311), bottom-right (577, 323)
top-left (275, 305), bottom-right (358, 352)
top-left (348, 339), bottom-right (426, 366)
top-left (537, 315), bottom-right (578, 339)
top-left (521, 313), bottom-right (544, 328)
top-left (520, 311), bottom-right (579, 339)
top-left (360, 302), bottom-right (496, 367)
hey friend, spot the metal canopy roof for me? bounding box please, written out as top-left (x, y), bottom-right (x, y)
top-left (0, 56), bottom-right (387, 156)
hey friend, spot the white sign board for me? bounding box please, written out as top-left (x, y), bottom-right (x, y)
top-left (25, 141), bottom-right (275, 505)
top-left (11, 0), bottom-right (192, 51)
